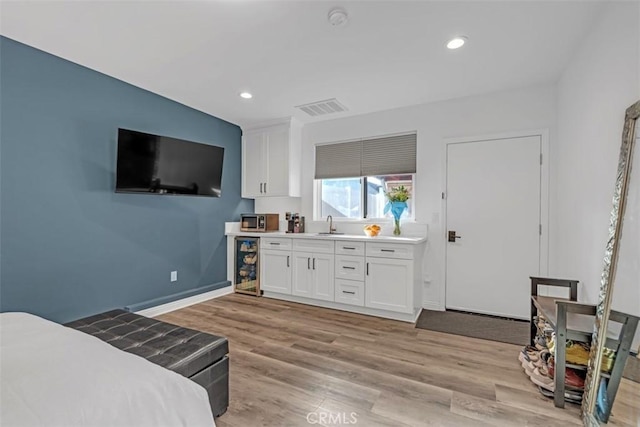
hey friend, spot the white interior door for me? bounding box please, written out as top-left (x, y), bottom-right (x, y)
top-left (445, 135), bottom-right (542, 319)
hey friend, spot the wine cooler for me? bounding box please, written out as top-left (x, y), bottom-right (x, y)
top-left (234, 237), bottom-right (260, 296)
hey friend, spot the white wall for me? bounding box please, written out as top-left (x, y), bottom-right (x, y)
top-left (253, 1), bottom-right (640, 349)
top-left (553, 1), bottom-right (639, 303)
top-left (258, 84), bottom-right (557, 308)
top-left (553, 1), bottom-right (640, 347)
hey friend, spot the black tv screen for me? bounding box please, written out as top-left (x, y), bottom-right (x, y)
top-left (116, 128), bottom-right (224, 197)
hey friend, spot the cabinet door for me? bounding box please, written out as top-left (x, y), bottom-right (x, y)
top-left (365, 258), bottom-right (413, 313)
top-left (292, 252), bottom-right (313, 298)
top-left (311, 253), bottom-right (334, 301)
top-left (263, 126), bottom-right (289, 196)
top-left (242, 131), bottom-right (264, 198)
top-left (260, 250), bottom-right (292, 294)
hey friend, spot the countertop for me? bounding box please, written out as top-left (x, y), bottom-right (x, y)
top-left (225, 230), bottom-right (427, 244)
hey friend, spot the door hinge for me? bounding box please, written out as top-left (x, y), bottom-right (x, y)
top-left (540, 153), bottom-right (543, 165)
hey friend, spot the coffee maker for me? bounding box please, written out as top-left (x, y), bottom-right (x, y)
top-left (285, 212), bottom-right (305, 233)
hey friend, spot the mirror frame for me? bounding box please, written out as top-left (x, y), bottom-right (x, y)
top-left (582, 100), bottom-right (640, 425)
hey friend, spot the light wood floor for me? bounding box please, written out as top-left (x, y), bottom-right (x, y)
top-left (158, 294), bottom-right (639, 427)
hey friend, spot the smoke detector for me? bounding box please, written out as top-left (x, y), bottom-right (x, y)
top-left (328, 7), bottom-right (348, 27)
top-left (295, 98), bottom-right (349, 117)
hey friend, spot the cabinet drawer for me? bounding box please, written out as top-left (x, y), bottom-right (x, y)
top-left (261, 238), bottom-right (292, 251)
top-left (293, 239), bottom-right (334, 254)
top-left (335, 241), bottom-right (365, 256)
top-left (366, 242), bottom-right (414, 259)
top-left (335, 255), bottom-right (365, 281)
top-left (335, 279), bottom-right (365, 307)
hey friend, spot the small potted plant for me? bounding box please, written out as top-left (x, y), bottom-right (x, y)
top-left (384, 185), bottom-right (410, 235)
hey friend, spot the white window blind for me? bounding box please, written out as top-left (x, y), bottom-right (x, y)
top-left (314, 141), bottom-right (362, 179)
top-left (315, 133), bottom-right (416, 179)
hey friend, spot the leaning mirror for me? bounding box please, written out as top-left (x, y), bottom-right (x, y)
top-left (582, 100), bottom-right (640, 425)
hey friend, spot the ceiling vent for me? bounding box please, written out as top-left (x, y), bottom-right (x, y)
top-left (295, 98), bottom-right (348, 117)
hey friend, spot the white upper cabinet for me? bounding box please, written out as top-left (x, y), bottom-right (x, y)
top-left (241, 118), bottom-right (301, 198)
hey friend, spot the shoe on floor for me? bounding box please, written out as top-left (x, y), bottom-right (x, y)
top-left (548, 363), bottom-right (585, 389)
top-left (519, 345), bottom-right (540, 364)
top-left (530, 367), bottom-right (554, 389)
top-left (538, 386), bottom-right (583, 404)
top-left (566, 341), bottom-right (590, 366)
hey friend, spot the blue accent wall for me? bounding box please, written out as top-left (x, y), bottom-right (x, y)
top-left (0, 37), bottom-right (253, 322)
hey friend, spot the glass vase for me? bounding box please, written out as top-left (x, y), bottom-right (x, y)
top-left (393, 218), bottom-right (402, 235)
top-left (388, 202), bottom-right (407, 236)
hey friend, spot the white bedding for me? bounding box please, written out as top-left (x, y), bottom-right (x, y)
top-left (0, 312), bottom-right (215, 427)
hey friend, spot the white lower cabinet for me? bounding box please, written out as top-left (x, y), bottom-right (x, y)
top-left (261, 249), bottom-right (292, 294)
top-left (365, 257), bottom-right (413, 314)
top-left (334, 254), bottom-right (365, 307)
top-left (335, 255), bottom-right (365, 281)
top-left (335, 279), bottom-right (365, 306)
top-left (292, 251), bottom-right (334, 301)
top-left (254, 235), bottom-right (424, 322)
top-left (260, 238), bottom-right (292, 294)
top-left (292, 252), bottom-right (313, 298)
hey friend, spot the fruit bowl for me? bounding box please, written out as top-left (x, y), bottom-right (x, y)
top-left (364, 224), bottom-right (381, 237)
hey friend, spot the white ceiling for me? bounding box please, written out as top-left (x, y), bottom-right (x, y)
top-left (1, 1), bottom-right (603, 128)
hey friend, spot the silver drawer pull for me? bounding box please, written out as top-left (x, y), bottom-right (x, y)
top-left (342, 290), bottom-right (356, 295)
top-left (269, 242), bottom-right (281, 245)
top-left (342, 266), bottom-right (356, 270)
top-left (380, 249), bottom-right (395, 253)
top-left (343, 246), bottom-right (356, 250)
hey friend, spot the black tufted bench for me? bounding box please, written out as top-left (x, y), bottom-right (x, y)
top-left (65, 309), bottom-right (229, 417)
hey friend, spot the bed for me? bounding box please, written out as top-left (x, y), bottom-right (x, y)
top-left (0, 312), bottom-right (215, 427)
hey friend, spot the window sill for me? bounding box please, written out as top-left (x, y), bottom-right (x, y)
top-left (314, 218), bottom-right (416, 224)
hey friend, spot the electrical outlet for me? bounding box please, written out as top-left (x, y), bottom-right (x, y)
top-left (170, 271), bottom-right (178, 282)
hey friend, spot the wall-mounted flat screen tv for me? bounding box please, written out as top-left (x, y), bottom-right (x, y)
top-left (116, 128), bottom-right (224, 197)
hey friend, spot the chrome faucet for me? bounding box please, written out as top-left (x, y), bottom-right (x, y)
top-left (327, 215), bottom-right (337, 234)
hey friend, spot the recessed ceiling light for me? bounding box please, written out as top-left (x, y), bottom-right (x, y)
top-left (447, 36), bottom-right (467, 50)
top-left (239, 92), bottom-right (253, 99)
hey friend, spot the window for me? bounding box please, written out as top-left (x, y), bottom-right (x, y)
top-left (320, 177), bottom-right (362, 219)
top-left (315, 132), bottom-right (417, 221)
top-left (319, 174), bottom-right (414, 220)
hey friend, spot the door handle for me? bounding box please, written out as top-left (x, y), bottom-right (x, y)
top-left (264, 182), bottom-right (267, 193)
top-left (342, 290), bottom-right (356, 295)
top-left (448, 230), bottom-right (462, 242)
top-left (260, 183), bottom-right (263, 193)
top-left (342, 266), bottom-right (356, 270)
top-left (287, 255), bottom-right (290, 268)
top-left (366, 263), bottom-right (369, 276)
top-left (307, 257), bottom-right (310, 269)
top-left (313, 258), bottom-right (316, 270)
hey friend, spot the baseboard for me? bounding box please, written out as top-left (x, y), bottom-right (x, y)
top-left (445, 304), bottom-right (529, 321)
top-left (134, 285), bottom-right (233, 318)
top-left (263, 291), bottom-right (419, 323)
top-left (422, 300), bottom-right (444, 311)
